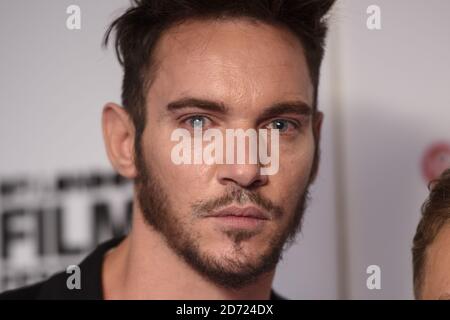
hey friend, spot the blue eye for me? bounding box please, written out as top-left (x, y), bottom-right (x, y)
top-left (185, 115), bottom-right (210, 129)
top-left (268, 119), bottom-right (296, 132)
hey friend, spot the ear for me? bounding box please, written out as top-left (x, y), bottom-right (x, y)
top-left (309, 111), bottom-right (324, 184)
top-left (102, 103), bottom-right (137, 179)
top-left (313, 111), bottom-right (324, 143)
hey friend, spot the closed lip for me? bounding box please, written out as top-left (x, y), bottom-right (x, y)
top-left (208, 206), bottom-right (269, 220)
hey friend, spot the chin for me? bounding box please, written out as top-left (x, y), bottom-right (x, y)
top-left (208, 240), bottom-right (271, 260)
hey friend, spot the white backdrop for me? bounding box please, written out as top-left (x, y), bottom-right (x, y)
top-left (0, 0), bottom-right (449, 299)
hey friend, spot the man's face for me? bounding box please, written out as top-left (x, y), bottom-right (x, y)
top-left (421, 224), bottom-right (450, 299)
top-left (135, 19), bottom-right (320, 288)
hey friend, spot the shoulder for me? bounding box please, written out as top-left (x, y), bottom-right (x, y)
top-left (270, 289), bottom-right (288, 300)
top-left (0, 282), bottom-right (43, 300)
top-left (0, 237), bottom-right (125, 300)
top-left (0, 271), bottom-right (69, 300)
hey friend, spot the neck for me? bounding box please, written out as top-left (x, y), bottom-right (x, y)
top-left (102, 208), bottom-right (276, 300)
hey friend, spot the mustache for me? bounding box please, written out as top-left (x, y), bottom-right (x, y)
top-left (191, 188), bottom-right (284, 219)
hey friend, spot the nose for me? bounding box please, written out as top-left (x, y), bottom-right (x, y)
top-left (216, 163), bottom-right (268, 189)
top-left (214, 125), bottom-right (270, 189)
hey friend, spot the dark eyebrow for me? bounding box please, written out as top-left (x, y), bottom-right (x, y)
top-left (257, 101), bottom-right (313, 122)
top-left (166, 97), bottom-right (228, 113)
top-left (166, 97), bottom-right (312, 120)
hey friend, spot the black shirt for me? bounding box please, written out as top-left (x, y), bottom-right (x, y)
top-left (0, 237), bottom-right (286, 300)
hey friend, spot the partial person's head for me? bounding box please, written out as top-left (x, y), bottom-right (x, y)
top-left (102, 0), bottom-right (335, 289)
top-left (413, 168), bottom-right (450, 299)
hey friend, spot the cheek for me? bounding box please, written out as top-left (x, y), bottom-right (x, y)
top-left (143, 126), bottom-right (213, 204)
top-left (279, 135), bottom-right (315, 179)
top-left (141, 126), bottom-right (186, 193)
top-left (269, 136), bottom-right (315, 207)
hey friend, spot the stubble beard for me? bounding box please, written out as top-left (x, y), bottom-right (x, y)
top-left (134, 145), bottom-right (311, 290)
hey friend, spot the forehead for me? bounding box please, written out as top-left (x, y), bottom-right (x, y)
top-left (148, 18), bottom-right (313, 111)
top-left (423, 224), bottom-right (450, 299)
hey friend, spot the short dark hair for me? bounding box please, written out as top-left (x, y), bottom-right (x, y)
top-left (412, 168), bottom-right (450, 298)
top-left (104, 0), bottom-right (335, 160)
